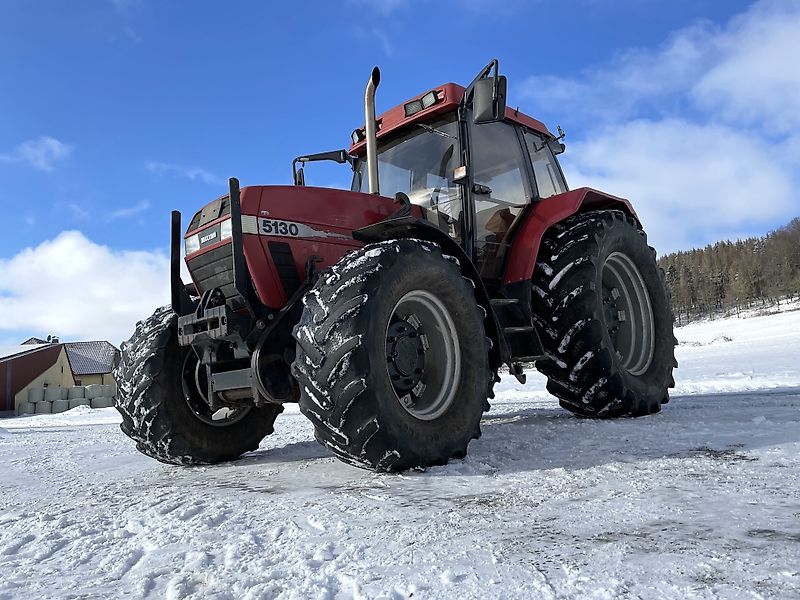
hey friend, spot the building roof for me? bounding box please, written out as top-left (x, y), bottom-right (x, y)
top-left (64, 341), bottom-right (119, 375)
top-left (0, 344), bottom-right (49, 362)
top-left (21, 337), bottom-right (49, 345)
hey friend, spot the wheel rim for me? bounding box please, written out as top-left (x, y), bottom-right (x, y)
top-left (181, 351), bottom-right (251, 427)
top-left (601, 252), bottom-right (655, 376)
top-left (385, 290), bottom-right (460, 421)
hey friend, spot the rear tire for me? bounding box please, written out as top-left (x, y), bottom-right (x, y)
top-left (292, 240), bottom-right (495, 472)
top-left (531, 210), bottom-right (677, 417)
top-left (114, 306), bottom-right (283, 465)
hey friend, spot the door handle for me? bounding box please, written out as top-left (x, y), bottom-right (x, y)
top-left (472, 184), bottom-right (492, 195)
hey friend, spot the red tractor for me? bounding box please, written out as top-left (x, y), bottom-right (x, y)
top-left (115, 60), bottom-right (676, 471)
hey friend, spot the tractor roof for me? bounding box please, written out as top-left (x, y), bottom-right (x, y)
top-left (349, 82), bottom-right (553, 155)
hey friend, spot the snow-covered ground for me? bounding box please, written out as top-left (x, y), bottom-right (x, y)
top-left (1, 310), bottom-right (799, 599)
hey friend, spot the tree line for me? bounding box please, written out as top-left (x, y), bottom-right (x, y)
top-left (657, 216), bottom-right (800, 324)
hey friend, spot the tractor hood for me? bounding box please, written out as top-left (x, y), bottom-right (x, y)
top-left (248, 185), bottom-right (398, 232)
top-left (186, 185), bottom-right (398, 238)
top-left (183, 185), bottom-right (404, 310)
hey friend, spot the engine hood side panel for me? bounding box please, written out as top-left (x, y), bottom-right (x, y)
top-left (244, 186), bottom-right (398, 309)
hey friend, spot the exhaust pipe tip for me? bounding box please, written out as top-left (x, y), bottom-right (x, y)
top-left (365, 66), bottom-right (382, 195)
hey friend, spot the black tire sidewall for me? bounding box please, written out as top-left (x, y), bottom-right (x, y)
top-left (293, 239), bottom-right (493, 470)
top-left (116, 307), bottom-right (282, 465)
top-left (157, 333), bottom-right (280, 461)
top-left (361, 250), bottom-right (489, 458)
top-left (594, 219), bottom-right (673, 403)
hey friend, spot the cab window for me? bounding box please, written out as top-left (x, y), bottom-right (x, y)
top-left (469, 121), bottom-right (532, 279)
top-left (352, 117), bottom-right (462, 240)
top-left (523, 131), bottom-right (567, 198)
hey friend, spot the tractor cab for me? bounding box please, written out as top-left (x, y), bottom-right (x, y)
top-left (296, 62), bottom-right (569, 286)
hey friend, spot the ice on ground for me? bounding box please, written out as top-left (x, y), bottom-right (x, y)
top-left (0, 310), bottom-right (799, 598)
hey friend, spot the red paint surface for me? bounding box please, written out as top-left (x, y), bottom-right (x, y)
top-left (184, 186), bottom-right (397, 309)
top-left (251, 186), bottom-right (398, 308)
top-left (349, 82), bottom-right (552, 155)
top-left (183, 186), bottom-right (398, 308)
top-left (0, 346), bottom-right (61, 411)
top-left (503, 187), bottom-right (638, 285)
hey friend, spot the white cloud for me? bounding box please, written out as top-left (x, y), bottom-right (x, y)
top-left (518, 1), bottom-right (800, 128)
top-left (0, 137), bottom-right (73, 171)
top-left (146, 161), bottom-right (224, 186)
top-left (0, 232), bottom-right (169, 346)
top-left (691, 0), bottom-right (800, 134)
top-left (108, 199), bottom-right (150, 221)
top-left (564, 119), bottom-right (794, 253)
top-left (515, 0), bottom-right (800, 252)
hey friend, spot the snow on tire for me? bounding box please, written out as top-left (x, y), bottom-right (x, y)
top-left (531, 210), bottom-right (677, 417)
top-left (114, 306), bottom-right (283, 465)
top-left (292, 239), bottom-right (496, 472)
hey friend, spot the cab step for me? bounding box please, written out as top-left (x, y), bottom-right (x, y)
top-left (490, 298), bottom-right (519, 306)
top-left (503, 326), bottom-right (536, 334)
top-left (513, 355), bottom-right (542, 363)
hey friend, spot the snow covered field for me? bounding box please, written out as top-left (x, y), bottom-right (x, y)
top-left (1, 309), bottom-right (799, 599)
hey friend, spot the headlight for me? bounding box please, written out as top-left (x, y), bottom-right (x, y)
top-left (185, 234), bottom-right (200, 255)
top-left (184, 217), bottom-right (233, 256)
top-left (220, 218), bottom-right (232, 241)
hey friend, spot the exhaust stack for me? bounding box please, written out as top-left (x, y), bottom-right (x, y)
top-left (364, 66), bottom-right (381, 195)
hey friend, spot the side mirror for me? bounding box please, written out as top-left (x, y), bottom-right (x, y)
top-left (292, 149), bottom-right (351, 186)
top-left (473, 75), bottom-right (507, 124)
top-left (548, 139), bottom-right (566, 155)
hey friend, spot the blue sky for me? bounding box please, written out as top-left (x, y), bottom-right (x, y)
top-left (1, 0), bottom-right (798, 343)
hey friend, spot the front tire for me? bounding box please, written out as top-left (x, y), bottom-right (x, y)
top-left (531, 210), bottom-right (677, 417)
top-left (114, 306), bottom-right (283, 465)
top-left (292, 240), bottom-right (495, 472)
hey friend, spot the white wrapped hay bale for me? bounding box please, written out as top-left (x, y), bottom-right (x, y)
top-left (44, 387), bottom-right (62, 402)
top-left (68, 398), bottom-right (90, 410)
top-left (35, 401), bottom-right (53, 414)
top-left (60, 387), bottom-right (69, 400)
top-left (17, 402), bottom-right (35, 415)
top-left (90, 397), bottom-right (114, 409)
top-left (85, 384), bottom-right (104, 400)
top-left (68, 386), bottom-right (85, 399)
top-left (28, 388), bottom-right (45, 403)
top-left (52, 399), bottom-right (70, 414)
top-left (101, 384), bottom-right (115, 398)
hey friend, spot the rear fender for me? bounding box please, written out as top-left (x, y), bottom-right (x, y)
top-left (353, 217), bottom-right (503, 371)
top-left (503, 187), bottom-right (638, 285)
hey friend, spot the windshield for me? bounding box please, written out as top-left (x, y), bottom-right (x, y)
top-left (351, 116), bottom-right (462, 237)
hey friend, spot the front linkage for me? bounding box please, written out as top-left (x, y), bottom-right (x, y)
top-left (169, 178), bottom-right (318, 411)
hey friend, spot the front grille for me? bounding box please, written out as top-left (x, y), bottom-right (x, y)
top-left (186, 243), bottom-right (245, 310)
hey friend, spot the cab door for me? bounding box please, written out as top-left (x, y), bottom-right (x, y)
top-left (467, 120), bottom-right (535, 282)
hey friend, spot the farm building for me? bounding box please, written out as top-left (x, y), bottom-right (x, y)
top-left (64, 341), bottom-right (119, 386)
top-left (0, 345), bottom-right (75, 413)
top-left (0, 340), bottom-right (119, 414)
